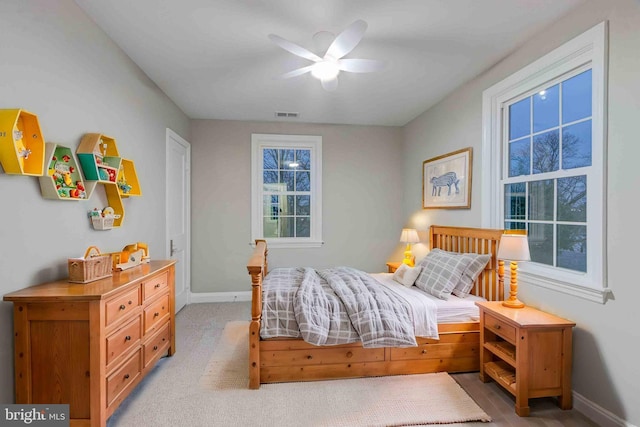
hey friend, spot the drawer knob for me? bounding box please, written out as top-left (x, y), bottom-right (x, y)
top-left (346, 351), bottom-right (353, 358)
top-left (119, 304), bottom-right (126, 310)
top-left (124, 374), bottom-right (130, 380)
top-left (154, 284), bottom-right (161, 288)
top-left (154, 312), bottom-right (159, 317)
top-left (307, 355), bottom-right (312, 360)
top-left (153, 345), bottom-right (158, 351)
top-left (125, 335), bottom-right (131, 341)
top-left (495, 324), bottom-right (501, 330)
top-left (422, 349), bottom-right (427, 354)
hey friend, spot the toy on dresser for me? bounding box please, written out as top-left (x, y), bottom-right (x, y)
top-left (111, 242), bottom-right (150, 271)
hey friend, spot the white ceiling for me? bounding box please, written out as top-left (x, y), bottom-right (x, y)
top-left (74, 0), bottom-right (584, 126)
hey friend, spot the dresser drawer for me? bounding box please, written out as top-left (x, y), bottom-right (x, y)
top-left (144, 294), bottom-right (170, 334)
top-left (144, 322), bottom-right (171, 367)
top-left (143, 271), bottom-right (168, 302)
top-left (106, 315), bottom-right (141, 367)
top-left (107, 349), bottom-right (141, 407)
top-left (484, 312), bottom-right (516, 343)
top-left (106, 287), bottom-right (141, 328)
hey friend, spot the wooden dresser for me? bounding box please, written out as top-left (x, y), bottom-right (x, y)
top-left (3, 260), bottom-right (176, 427)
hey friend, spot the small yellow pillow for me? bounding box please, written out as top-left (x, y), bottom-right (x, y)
top-left (392, 263), bottom-right (421, 287)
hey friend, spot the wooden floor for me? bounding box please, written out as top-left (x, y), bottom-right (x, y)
top-left (451, 372), bottom-right (598, 426)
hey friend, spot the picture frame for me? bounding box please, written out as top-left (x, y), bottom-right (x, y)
top-left (422, 147), bottom-right (472, 209)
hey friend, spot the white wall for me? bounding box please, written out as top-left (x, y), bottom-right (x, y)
top-left (0, 0), bottom-right (190, 403)
top-left (190, 119), bottom-right (404, 293)
top-left (402, 0), bottom-right (640, 425)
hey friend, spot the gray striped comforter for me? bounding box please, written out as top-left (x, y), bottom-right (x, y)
top-left (260, 267), bottom-right (418, 348)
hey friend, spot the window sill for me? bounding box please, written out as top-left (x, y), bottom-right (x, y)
top-left (518, 272), bottom-right (611, 304)
top-left (250, 240), bottom-right (324, 249)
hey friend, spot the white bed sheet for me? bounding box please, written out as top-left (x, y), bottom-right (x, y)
top-left (370, 273), bottom-right (485, 326)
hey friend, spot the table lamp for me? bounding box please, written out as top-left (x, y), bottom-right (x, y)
top-left (400, 228), bottom-right (420, 267)
top-left (497, 233), bottom-right (531, 308)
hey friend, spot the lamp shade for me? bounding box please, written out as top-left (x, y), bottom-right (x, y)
top-left (497, 234), bottom-right (531, 261)
top-left (399, 228), bottom-right (420, 244)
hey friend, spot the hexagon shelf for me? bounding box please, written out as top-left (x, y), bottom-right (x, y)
top-left (77, 133), bottom-right (140, 229)
top-left (0, 109), bottom-right (45, 176)
top-left (39, 143), bottom-right (90, 200)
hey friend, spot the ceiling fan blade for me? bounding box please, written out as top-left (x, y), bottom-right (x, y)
top-left (324, 20), bottom-right (367, 60)
top-left (320, 76), bottom-right (338, 92)
top-left (268, 34), bottom-right (322, 62)
top-left (279, 65), bottom-right (315, 79)
top-left (337, 59), bottom-right (385, 73)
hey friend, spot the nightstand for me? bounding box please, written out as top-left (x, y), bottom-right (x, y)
top-left (386, 262), bottom-right (401, 273)
top-left (476, 301), bottom-right (576, 416)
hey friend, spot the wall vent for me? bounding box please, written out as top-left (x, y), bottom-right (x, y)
top-left (275, 111), bottom-right (299, 118)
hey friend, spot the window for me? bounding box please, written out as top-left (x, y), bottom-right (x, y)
top-left (482, 22), bottom-right (609, 303)
top-left (251, 134), bottom-right (322, 248)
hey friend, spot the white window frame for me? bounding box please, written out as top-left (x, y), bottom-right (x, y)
top-left (251, 133), bottom-right (323, 248)
top-left (482, 22), bottom-right (610, 303)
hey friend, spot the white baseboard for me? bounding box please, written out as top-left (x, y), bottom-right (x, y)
top-left (573, 391), bottom-right (637, 427)
top-left (189, 291), bottom-right (252, 303)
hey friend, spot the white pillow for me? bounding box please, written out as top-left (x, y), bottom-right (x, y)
top-left (392, 263), bottom-right (421, 287)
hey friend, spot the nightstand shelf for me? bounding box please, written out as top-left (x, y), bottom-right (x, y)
top-left (476, 301), bottom-right (575, 417)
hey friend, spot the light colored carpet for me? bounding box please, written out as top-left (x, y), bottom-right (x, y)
top-left (199, 321), bottom-right (491, 426)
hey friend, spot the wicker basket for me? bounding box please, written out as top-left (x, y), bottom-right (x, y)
top-left (68, 246), bottom-right (113, 283)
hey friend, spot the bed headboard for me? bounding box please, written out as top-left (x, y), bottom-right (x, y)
top-left (429, 225), bottom-right (505, 301)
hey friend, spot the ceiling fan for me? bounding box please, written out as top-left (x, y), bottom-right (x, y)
top-left (268, 20), bottom-right (385, 91)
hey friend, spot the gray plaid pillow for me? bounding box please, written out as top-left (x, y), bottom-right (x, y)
top-left (415, 249), bottom-right (473, 300)
top-left (452, 253), bottom-right (491, 298)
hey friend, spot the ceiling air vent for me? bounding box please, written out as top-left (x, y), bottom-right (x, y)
top-left (275, 111), bottom-right (299, 118)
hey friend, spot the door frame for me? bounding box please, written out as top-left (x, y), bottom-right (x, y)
top-left (165, 128), bottom-right (191, 310)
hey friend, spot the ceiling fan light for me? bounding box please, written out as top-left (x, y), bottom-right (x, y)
top-left (311, 61), bottom-right (340, 80)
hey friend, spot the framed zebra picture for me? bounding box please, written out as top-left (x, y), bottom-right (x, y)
top-left (422, 147), bottom-right (472, 209)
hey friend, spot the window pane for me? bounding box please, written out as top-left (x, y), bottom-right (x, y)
top-left (529, 180), bottom-right (554, 221)
top-left (557, 224), bottom-right (587, 272)
top-left (296, 195), bottom-right (310, 215)
top-left (509, 137), bottom-right (530, 177)
top-left (509, 98), bottom-right (530, 140)
top-left (533, 84), bottom-right (559, 133)
top-left (263, 171), bottom-right (278, 190)
top-left (280, 171), bottom-right (295, 191)
top-left (296, 217), bottom-right (310, 237)
top-left (296, 150), bottom-right (311, 170)
top-left (296, 171), bottom-right (310, 191)
top-left (562, 120), bottom-right (592, 169)
top-left (281, 195), bottom-right (294, 215)
top-left (263, 149), bottom-right (278, 170)
top-left (263, 216), bottom-right (279, 238)
top-left (283, 217), bottom-right (295, 237)
top-left (263, 195), bottom-right (277, 217)
top-left (533, 130), bottom-right (559, 174)
top-left (562, 69), bottom-right (592, 124)
top-left (279, 149), bottom-right (294, 167)
top-left (529, 223), bottom-right (553, 266)
top-left (557, 175), bottom-right (587, 222)
top-left (504, 183), bottom-right (526, 220)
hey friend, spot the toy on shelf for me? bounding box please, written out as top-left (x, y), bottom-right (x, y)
top-left (39, 143), bottom-right (90, 200)
top-left (89, 206), bottom-right (121, 230)
top-left (111, 242), bottom-right (150, 271)
top-left (117, 159), bottom-right (141, 197)
top-left (0, 109), bottom-right (45, 176)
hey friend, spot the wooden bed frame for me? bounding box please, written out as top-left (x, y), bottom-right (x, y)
top-left (246, 225), bottom-right (505, 389)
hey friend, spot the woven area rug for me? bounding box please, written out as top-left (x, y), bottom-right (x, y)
top-left (200, 321), bottom-right (491, 426)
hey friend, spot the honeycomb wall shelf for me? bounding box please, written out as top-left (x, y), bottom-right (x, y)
top-left (39, 143), bottom-right (89, 200)
top-left (76, 133), bottom-right (140, 228)
top-left (0, 109), bottom-right (45, 176)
